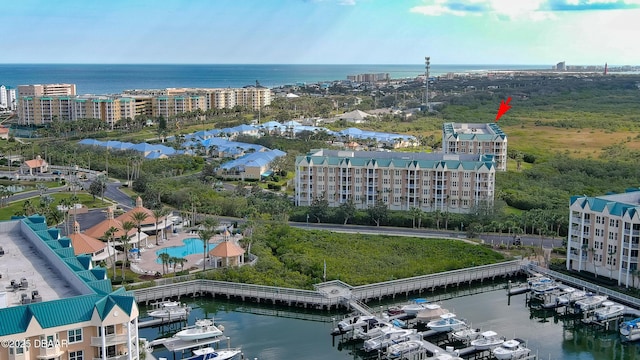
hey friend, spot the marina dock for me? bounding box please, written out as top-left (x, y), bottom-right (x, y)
top-left (139, 316), bottom-right (189, 329)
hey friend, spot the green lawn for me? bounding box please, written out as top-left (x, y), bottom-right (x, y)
top-left (0, 192), bottom-right (113, 220)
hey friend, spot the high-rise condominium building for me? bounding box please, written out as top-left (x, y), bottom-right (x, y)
top-left (0, 85), bottom-right (16, 111)
top-left (442, 123), bottom-right (508, 171)
top-left (567, 190), bottom-right (640, 288)
top-left (17, 84), bottom-right (77, 97)
top-left (295, 149), bottom-right (495, 213)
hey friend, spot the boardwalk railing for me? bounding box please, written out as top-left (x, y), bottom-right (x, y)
top-left (134, 279), bottom-right (342, 309)
top-left (133, 261), bottom-right (525, 311)
top-left (527, 264), bottom-right (640, 309)
top-left (351, 260), bottom-right (522, 302)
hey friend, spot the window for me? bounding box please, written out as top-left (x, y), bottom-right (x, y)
top-left (423, 189), bottom-right (429, 195)
top-left (355, 186), bottom-right (360, 192)
top-left (423, 198), bottom-right (429, 204)
top-left (462, 200), bottom-right (469, 206)
top-left (450, 190), bottom-right (458, 196)
top-left (463, 182), bottom-right (469, 188)
top-left (464, 172), bottom-right (470, 178)
top-left (68, 328), bottom-right (83, 343)
top-left (452, 181), bottom-right (457, 187)
top-left (395, 170), bottom-right (400, 176)
top-left (394, 197), bottom-right (400, 203)
top-left (383, 170), bottom-right (389, 175)
top-left (394, 179), bottom-right (400, 185)
top-left (452, 172), bottom-right (458, 178)
top-left (463, 191), bottom-right (470, 197)
top-left (355, 169), bottom-right (361, 174)
top-left (383, 196), bottom-right (388, 202)
top-left (69, 351), bottom-right (84, 360)
top-left (355, 177), bottom-right (361, 183)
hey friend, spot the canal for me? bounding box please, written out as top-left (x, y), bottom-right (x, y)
top-left (139, 279), bottom-right (640, 360)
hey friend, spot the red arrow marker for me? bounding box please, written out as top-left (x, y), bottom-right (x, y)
top-left (495, 97), bottom-right (512, 122)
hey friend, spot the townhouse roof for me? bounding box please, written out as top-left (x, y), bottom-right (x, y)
top-left (220, 149), bottom-right (287, 172)
top-left (571, 189), bottom-right (640, 218)
top-left (443, 122), bottom-right (507, 141)
top-left (296, 149), bottom-right (495, 171)
top-left (69, 221), bottom-right (106, 255)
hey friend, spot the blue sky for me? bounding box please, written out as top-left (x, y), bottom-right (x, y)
top-left (2, 0), bottom-right (639, 65)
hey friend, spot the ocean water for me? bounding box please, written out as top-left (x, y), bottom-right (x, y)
top-left (0, 64), bottom-right (547, 95)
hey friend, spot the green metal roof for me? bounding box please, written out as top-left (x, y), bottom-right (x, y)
top-left (0, 216), bottom-right (137, 336)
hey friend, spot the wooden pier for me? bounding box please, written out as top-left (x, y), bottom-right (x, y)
top-left (139, 316), bottom-right (189, 329)
top-left (133, 260), bottom-right (524, 311)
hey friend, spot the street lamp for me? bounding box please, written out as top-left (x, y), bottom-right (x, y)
top-left (425, 56), bottom-right (431, 110)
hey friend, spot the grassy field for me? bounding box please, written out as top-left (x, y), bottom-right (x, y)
top-left (0, 193), bottom-right (113, 220)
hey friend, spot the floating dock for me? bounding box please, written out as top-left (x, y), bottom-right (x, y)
top-left (139, 316), bottom-right (188, 329)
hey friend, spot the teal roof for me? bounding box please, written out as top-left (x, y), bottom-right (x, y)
top-left (571, 195), bottom-right (640, 218)
top-left (297, 152), bottom-right (494, 171)
top-left (0, 215), bottom-right (137, 336)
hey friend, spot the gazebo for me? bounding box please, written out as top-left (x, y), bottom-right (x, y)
top-left (208, 241), bottom-right (245, 268)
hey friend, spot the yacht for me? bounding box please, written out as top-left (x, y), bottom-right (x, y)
top-left (470, 330), bottom-right (504, 350)
top-left (184, 347), bottom-right (241, 360)
top-left (400, 298), bottom-right (429, 316)
top-left (492, 339), bottom-right (531, 360)
top-left (426, 313), bottom-right (467, 333)
top-left (176, 319), bottom-right (224, 341)
top-left (385, 335), bottom-right (426, 359)
top-left (620, 318), bottom-right (640, 342)
top-left (148, 301), bottom-right (190, 319)
top-left (556, 287), bottom-right (587, 305)
top-left (593, 301), bottom-right (624, 321)
top-left (574, 294), bottom-right (608, 312)
top-left (415, 303), bottom-right (449, 323)
top-left (451, 326), bottom-right (482, 342)
top-left (363, 328), bottom-right (415, 352)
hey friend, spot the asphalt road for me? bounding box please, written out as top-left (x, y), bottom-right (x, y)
top-left (32, 176), bottom-right (563, 249)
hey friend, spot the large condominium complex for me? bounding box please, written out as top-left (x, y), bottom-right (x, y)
top-left (567, 190), bottom-right (640, 288)
top-left (18, 96), bottom-right (138, 127)
top-left (0, 215), bottom-right (140, 360)
top-left (295, 149), bottom-right (495, 213)
top-left (17, 84), bottom-right (76, 97)
top-left (442, 123), bottom-right (508, 171)
top-left (17, 86), bottom-right (271, 125)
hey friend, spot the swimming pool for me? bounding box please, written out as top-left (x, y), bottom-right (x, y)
top-left (155, 238), bottom-right (218, 263)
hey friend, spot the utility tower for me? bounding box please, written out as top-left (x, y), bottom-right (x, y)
top-left (425, 56), bottom-right (431, 111)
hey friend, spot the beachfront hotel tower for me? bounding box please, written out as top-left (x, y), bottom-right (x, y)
top-left (567, 190), bottom-right (640, 288)
top-left (442, 123), bottom-right (507, 171)
top-left (0, 215), bottom-right (140, 360)
top-left (295, 149), bottom-right (495, 213)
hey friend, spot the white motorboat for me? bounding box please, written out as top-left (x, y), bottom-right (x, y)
top-left (426, 313), bottom-right (467, 333)
top-left (470, 330), bottom-right (504, 350)
top-left (593, 301), bottom-right (624, 321)
top-left (363, 328), bottom-right (415, 352)
top-left (353, 321), bottom-right (396, 340)
top-left (385, 335), bottom-right (426, 359)
top-left (148, 301), bottom-right (190, 319)
top-left (185, 347), bottom-right (241, 360)
top-left (336, 315), bottom-right (377, 333)
top-left (574, 294), bottom-right (608, 312)
top-left (451, 326), bottom-right (482, 342)
top-left (556, 287), bottom-right (587, 305)
top-left (620, 318), bottom-right (640, 342)
top-left (416, 303), bottom-right (449, 323)
top-left (176, 319), bottom-right (224, 341)
top-left (492, 339), bottom-right (531, 360)
top-left (400, 298), bottom-right (429, 316)
top-left (530, 277), bottom-right (559, 295)
top-left (527, 273), bottom-right (551, 286)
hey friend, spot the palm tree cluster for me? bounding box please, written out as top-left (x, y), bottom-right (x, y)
top-left (157, 252), bottom-right (188, 275)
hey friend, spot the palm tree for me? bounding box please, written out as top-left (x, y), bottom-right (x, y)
top-left (175, 257), bottom-right (188, 273)
top-left (101, 226), bottom-right (119, 280)
top-left (198, 216), bottom-right (219, 271)
top-left (409, 207), bottom-right (421, 229)
top-left (120, 220), bottom-right (136, 281)
top-left (152, 207), bottom-right (171, 246)
top-left (158, 252), bottom-right (171, 275)
top-left (130, 211), bottom-right (149, 249)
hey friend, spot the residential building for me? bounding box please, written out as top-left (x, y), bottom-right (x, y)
top-left (0, 215), bottom-right (140, 360)
top-left (17, 84), bottom-right (76, 97)
top-left (0, 85), bottom-right (17, 111)
top-left (17, 95), bottom-right (138, 126)
top-left (123, 87), bottom-right (272, 111)
top-left (295, 149), bottom-right (495, 212)
top-left (567, 190), bottom-right (640, 288)
top-left (442, 123), bottom-right (508, 171)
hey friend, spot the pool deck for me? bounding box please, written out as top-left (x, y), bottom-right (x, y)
top-left (129, 231), bottom-right (243, 275)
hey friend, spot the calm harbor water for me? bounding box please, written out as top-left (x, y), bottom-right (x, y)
top-left (138, 279), bottom-right (640, 360)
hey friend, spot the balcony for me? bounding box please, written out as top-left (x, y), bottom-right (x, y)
top-left (92, 355), bottom-right (132, 360)
top-left (91, 334), bottom-right (129, 347)
top-left (622, 242), bottom-right (640, 250)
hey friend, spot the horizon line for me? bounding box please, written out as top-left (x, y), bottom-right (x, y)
top-left (0, 62), bottom-right (574, 66)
